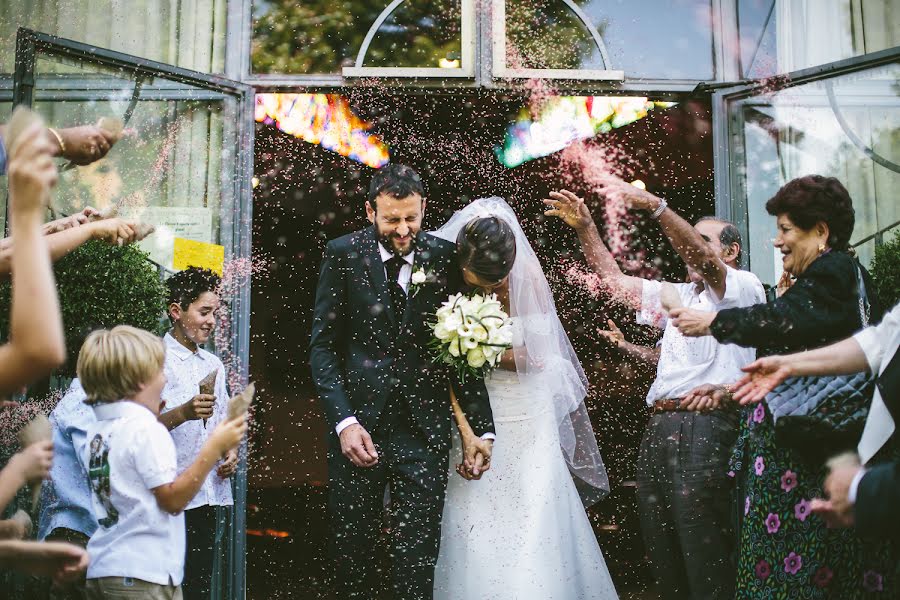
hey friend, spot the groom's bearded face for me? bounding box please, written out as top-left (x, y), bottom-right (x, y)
top-left (367, 192), bottom-right (425, 256)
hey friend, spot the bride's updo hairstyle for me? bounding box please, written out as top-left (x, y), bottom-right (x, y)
top-left (456, 216), bottom-right (517, 285)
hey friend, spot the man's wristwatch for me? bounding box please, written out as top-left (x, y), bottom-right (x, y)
top-left (650, 198), bottom-right (667, 220)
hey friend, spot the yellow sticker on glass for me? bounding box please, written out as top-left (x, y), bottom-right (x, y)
top-left (173, 238), bottom-right (224, 275)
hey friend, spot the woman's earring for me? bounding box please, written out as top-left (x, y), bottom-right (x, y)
top-left (818, 243), bottom-right (826, 254)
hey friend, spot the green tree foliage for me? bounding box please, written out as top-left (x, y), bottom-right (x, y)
top-left (870, 230), bottom-right (900, 311)
top-left (0, 240), bottom-right (166, 378)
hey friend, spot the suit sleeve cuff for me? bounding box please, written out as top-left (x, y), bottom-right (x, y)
top-left (336, 416), bottom-right (359, 436)
top-left (480, 432), bottom-right (496, 441)
top-left (848, 467), bottom-right (866, 505)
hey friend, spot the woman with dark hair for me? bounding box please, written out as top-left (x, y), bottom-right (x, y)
top-left (455, 215), bottom-right (517, 289)
top-left (671, 175), bottom-right (894, 598)
top-left (432, 198), bottom-right (617, 599)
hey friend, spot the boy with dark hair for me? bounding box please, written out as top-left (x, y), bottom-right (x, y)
top-left (158, 267), bottom-right (235, 600)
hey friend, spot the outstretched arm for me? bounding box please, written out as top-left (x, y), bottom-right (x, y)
top-left (0, 122), bottom-right (66, 392)
top-left (0, 218), bottom-right (141, 275)
top-left (598, 318), bottom-right (660, 368)
top-left (544, 190), bottom-right (643, 309)
top-left (595, 174), bottom-right (728, 299)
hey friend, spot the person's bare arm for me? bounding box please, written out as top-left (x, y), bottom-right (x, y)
top-left (733, 337), bottom-right (870, 404)
top-left (152, 416), bottom-right (246, 514)
top-left (595, 174), bottom-right (728, 299)
top-left (0, 540), bottom-right (89, 584)
top-left (544, 190), bottom-right (643, 308)
top-left (449, 387), bottom-right (492, 480)
top-left (0, 442), bottom-right (53, 512)
top-left (0, 219), bottom-right (140, 275)
top-left (158, 394), bottom-right (216, 431)
top-left (598, 319), bottom-right (661, 367)
top-left (0, 124), bottom-right (66, 392)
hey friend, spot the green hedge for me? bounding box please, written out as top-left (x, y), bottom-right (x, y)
top-left (0, 240), bottom-right (166, 378)
top-left (870, 230), bottom-right (900, 312)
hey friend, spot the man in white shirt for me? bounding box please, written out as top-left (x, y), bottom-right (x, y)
top-left (158, 268), bottom-right (235, 600)
top-left (546, 177), bottom-right (765, 600)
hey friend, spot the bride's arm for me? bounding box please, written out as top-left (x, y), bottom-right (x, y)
top-left (449, 386), bottom-right (476, 443)
top-left (449, 387), bottom-right (493, 479)
top-left (498, 348), bottom-right (516, 371)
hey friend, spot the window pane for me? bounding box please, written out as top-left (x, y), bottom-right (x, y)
top-left (574, 0), bottom-right (714, 79)
top-left (737, 63), bottom-right (899, 285)
top-left (739, 0), bottom-right (900, 78)
top-left (737, 0), bottom-right (777, 79)
top-left (251, 1), bottom-right (383, 74)
top-left (364, 0), bottom-right (462, 68)
top-left (0, 0), bottom-right (227, 75)
top-left (30, 53), bottom-right (236, 273)
top-left (505, 0), bottom-right (603, 70)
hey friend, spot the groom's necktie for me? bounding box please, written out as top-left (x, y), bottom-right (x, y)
top-left (384, 255), bottom-right (407, 318)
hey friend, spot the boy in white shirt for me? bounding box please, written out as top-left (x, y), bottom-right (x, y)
top-left (157, 267), bottom-right (235, 599)
top-left (78, 326), bottom-right (246, 600)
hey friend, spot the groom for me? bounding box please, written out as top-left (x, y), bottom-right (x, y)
top-left (309, 164), bottom-right (496, 599)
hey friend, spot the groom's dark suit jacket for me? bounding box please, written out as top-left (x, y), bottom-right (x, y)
top-left (309, 226), bottom-right (494, 449)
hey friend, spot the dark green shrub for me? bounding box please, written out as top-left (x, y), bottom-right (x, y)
top-left (870, 230), bottom-right (900, 312)
top-left (0, 240), bottom-right (166, 377)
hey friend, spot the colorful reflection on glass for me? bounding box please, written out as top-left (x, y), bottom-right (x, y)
top-left (496, 96), bottom-right (674, 168)
top-left (255, 94), bottom-right (390, 168)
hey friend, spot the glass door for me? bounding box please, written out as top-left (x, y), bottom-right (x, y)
top-left (714, 47), bottom-right (900, 286)
top-left (12, 28), bottom-right (254, 600)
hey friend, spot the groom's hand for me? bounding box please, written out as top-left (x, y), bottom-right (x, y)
top-left (340, 424), bottom-right (379, 467)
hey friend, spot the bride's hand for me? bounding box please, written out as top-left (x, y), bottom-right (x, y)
top-left (456, 435), bottom-right (493, 480)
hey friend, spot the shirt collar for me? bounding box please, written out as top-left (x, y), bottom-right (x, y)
top-left (164, 332), bottom-right (204, 362)
top-left (378, 243), bottom-right (414, 265)
top-left (93, 400), bottom-right (157, 422)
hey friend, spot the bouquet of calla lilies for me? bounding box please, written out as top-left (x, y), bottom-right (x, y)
top-left (431, 292), bottom-right (513, 382)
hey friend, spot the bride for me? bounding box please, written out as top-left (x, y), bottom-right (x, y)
top-left (432, 197), bottom-right (618, 599)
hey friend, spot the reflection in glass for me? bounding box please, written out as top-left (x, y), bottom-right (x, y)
top-left (362, 0), bottom-right (462, 68)
top-left (496, 96), bottom-right (674, 167)
top-left (30, 54), bottom-right (233, 274)
top-left (739, 63), bottom-right (899, 284)
top-left (255, 94), bottom-right (389, 168)
top-left (572, 0), bottom-right (714, 79)
top-left (774, 1), bottom-right (898, 73)
top-left (0, 0), bottom-right (226, 75)
top-left (737, 0), bottom-right (777, 78)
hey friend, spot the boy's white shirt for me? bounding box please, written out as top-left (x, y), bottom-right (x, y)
top-left (84, 401), bottom-right (185, 585)
top-left (161, 332), bottom-right (233, 509)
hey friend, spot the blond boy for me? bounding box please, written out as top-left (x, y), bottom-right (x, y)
top-left (78, 326), bottom-right (245, 600)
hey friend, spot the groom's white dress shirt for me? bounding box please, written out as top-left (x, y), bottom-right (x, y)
top-left (335, 245), bottom-right (414, 436)
top-left (637, 266), bottom-right (765, 405)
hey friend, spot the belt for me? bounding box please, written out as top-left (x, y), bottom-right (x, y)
top-left (651, 398), bottom-right (686, 413)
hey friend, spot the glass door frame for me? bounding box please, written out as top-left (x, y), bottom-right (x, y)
top-left (711, 45), bottom-right (900, 270)
top-left (13, 27), bottom-right (255, 600)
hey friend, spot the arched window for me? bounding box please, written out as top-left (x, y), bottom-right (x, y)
top-left (343, 0), bottom-right (475, 78)
top-left (493, 0), bottom-right (623, 81)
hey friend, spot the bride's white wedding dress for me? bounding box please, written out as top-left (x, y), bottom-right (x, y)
top-left (431, 196), bottom-right (617, 599)
top-left (434, 320), bottom-right (618, 600)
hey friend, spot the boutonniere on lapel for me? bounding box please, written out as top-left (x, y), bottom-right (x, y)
top-left (409, 267), bottom-right (436, 297)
